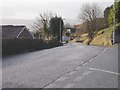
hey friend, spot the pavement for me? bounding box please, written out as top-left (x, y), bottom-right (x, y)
top-left (2, 43), bottom-right (119, 88)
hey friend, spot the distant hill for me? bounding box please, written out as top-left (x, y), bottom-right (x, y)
top-left (64, 19), bottom-right (81, 25)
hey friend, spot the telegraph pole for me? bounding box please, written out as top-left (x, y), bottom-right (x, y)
top-left (60, 19), bottom-right (61, 42)
top-left (113, 0), bottom-right (116, 44)
top-left (60, 18), bottom-right (65, 42)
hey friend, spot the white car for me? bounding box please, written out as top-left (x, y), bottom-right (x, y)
top-left (62, 36), bottom-right (69, 43)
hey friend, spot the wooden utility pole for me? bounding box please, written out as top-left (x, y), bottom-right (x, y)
top-left (113, 0), bottom-right (116, 44)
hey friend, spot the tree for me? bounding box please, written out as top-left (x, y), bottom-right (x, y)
top-left (49, 16), bottom-right (64, 41)
top-left (115, 0), bottom-right (120, 23)
top-left (104, 7), bottom-right (111, 27)
top-left (108, 0), bottom-right (120, 25)
top-left (108, 5), bottom-right (114, 25)
top-left (33, 12), bottom-right (53, 40)
top-left (117, 1), bottom-right (120, 22)
top-left (79, 3), bottom-right (101, 44)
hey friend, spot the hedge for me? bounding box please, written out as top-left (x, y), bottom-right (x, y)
top-left (2, 39), bottom-right (63, 56)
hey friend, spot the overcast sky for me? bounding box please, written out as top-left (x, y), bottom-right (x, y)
top-left (1, 0), bottom-right (114, 19)
top-left (1, 0), bottom-right (114, 28)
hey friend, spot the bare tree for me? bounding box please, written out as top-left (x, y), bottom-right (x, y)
top-left (32, 12), bottom-right (54, 40)
top-left (79, 3), bottom-right (101, 44)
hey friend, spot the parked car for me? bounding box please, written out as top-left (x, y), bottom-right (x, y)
top-left (62, 36), bottom-right (69, 44)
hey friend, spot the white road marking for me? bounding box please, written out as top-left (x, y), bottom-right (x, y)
top-left (86, 67), bottom-right (120, 75)
top-left (82, 48), bottom-right (107, 66)
top-left (56, 76), bottom-right (67, 82)
top-left (45, 83), bottom-right (55, 88)
top-left (69, 71), bottom-right (76, 75)
top-left (75, 66), bottom-right (81, 71)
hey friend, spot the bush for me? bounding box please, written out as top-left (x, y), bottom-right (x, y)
top-left (2, 39), bottom-right (62, 56)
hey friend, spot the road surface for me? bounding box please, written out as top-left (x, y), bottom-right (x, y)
top-left (2, 43), bottom-right (119, 88)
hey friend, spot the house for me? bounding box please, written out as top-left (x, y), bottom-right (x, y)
top-left (64, 27), bottom-right (77, 34)
top-left (2, 25), bottom-right (34, 39)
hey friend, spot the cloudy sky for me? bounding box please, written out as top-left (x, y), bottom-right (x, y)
top-left (1, 0), bottom-right (114, 28)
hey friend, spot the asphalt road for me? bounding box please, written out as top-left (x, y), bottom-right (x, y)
top-left (2, 43), bottom-right (119, 88)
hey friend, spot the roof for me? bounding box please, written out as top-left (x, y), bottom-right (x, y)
top-left (2, 25), bottom-right (26, 39)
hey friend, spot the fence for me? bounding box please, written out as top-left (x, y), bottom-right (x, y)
top-left (2, 39), bottom-right (62, 56)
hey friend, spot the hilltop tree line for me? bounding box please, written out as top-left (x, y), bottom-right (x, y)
top-left (104, 1), bottom-right (120, 26)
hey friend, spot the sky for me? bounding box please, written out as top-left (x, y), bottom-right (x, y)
top-left (1, 0), bottom-right (114, 28)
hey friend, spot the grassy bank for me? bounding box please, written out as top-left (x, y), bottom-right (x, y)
top-left (78, 26), bottom-right (113, 47)
top-left (78, 23), bottom-right (120, 47)
top-left (90, 26), bottom-right (113, 47)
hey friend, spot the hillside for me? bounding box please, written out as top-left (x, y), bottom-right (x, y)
top-left (76, 23), bottom-right (120, 47)
top-left (90, 26), bottom-right (113, 46)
